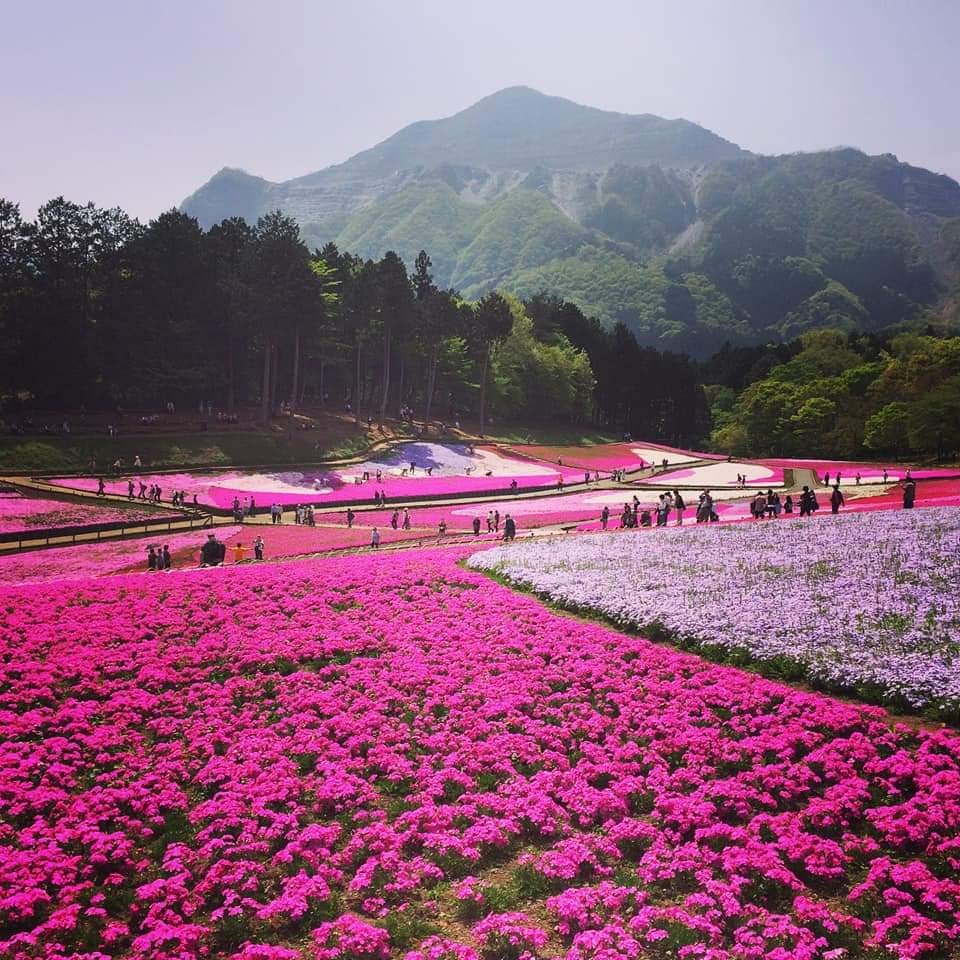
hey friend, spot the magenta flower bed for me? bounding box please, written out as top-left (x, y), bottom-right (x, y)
top-left (217, 523), bottom-right (476, 558)
top-left (0, 526), bottom-right (242, 585)
top-left (2, 547), bottom-right (960, 958)
top-left (315, 492), bottom-right (615, 533)
top-left (511, 441), bottom-right (724, 471)
top-left (760, 459), bottom-right (960, 483)
top-left (0, 491), bottom-right (163, 535)
top-left (205, 470), bottom-right (582, 510)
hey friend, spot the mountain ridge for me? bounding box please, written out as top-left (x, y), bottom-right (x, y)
top-left (181, 87), bottom-right (960, 353)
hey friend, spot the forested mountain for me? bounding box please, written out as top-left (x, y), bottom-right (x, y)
top-left (182, 87), bottom-right (960, 355)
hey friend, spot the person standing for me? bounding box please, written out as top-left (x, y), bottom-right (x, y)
top-left (146, 546), bottom-right (157, 571)
top-left (673, 490), bottom-right (685, 525)
top-left (254, 536), bottom-right (264, 561)
top-left (402, 508), bottom-right (411, 530)
top-left (494, 509), bottom-right (500, 532)
top-left (97, 478), bottom-right (105, 497)
top-left (903, 478), bottom-right (916, 509)
top-left (799, 486), bottom-right (814, 517)
top-left (601, 505), bottom-right (609, 530)
top-left (486, 510), bottom-right (494, 533)
top-left (438, 519), bottom-right (447, 537)
top-left (161, 544), bottom-right (171, 570)
top-left (391, 510), bottom-right (399, 530)
top-left (503, 514), bottom-right (516, 541)
top-left (830, 484), bottom-right (844, 514)
top-left (346, 508), bottom-right (355, 528)
top-left (370, 527), bottom-right (381, 549)
top-left (233, 542), bottom-right (246, 564)
top-left (472, 516), bottom-right (481, 536)
top-left (200, 533), bottom-right (217, 566)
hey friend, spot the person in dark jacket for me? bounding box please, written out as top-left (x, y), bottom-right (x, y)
top-left (472, 516), bottom-right (481, 536)
top-left (903, 479), bottom-right (916, 509)
top-left (503, 514), bottom-right (516, 541)
top-left (200, 534), bottom-right (219, 566)
top-left (830, 484), bottom-right (844, 514)
top-left (799, 486), bottom-right (815, 517)
top-left (161, 545), bottom-right (171, 570)
top-left (146, 546), bottom-right (157, 571)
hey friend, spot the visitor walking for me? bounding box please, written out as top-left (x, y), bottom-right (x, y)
top-left (799, 486), bottom-right (815, 517)
top-left (494, 509), bottom-right (500, 532)
top-left (371, 527), bottom-right (381, 549)
top-left (346, 508), bottom-right (355, 528)
top-left (673, 490), bottom-right (685, 525)
top-left (127, 480), bottom-right (135, 499)
top-left (830, 484), bottom-right (844, 514)
top-left (402, 508), bottom-right (411, 530)
top-left (97, 478), bottom-right (105, 497)
top-left (391, 509), bottom-right (399, 529)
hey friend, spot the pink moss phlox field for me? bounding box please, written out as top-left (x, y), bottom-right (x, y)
top-left (0, 492), bottom-right (163, 535)
top-left (2, 548), bottom-right (960, 958)
top-left (0, 526), bottom-right (242, 586)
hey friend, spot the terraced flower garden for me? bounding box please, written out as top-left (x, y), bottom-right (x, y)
top-left (2, 442), bottom-right (959, 959)
top-left (2, 547), bottom-right (960, 960)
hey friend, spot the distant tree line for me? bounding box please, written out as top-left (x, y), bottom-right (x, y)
top-left (706, 330), bottom-right (960, 461)
top-left (0, 198), bottom-right (709, 443)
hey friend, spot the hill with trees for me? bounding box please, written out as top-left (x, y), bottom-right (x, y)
top-left (182, 88), bottom-right (960, 354)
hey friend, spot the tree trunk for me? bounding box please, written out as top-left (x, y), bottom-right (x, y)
top-left (270, 342), bottom-right (279, 414)
top-left (260, 338), bottom-right (271, 423)
top-left (290, 326), bottom-right (300, 416)
top-left (226, 333), bottom-right (235, 414)
top-left (397, 350), bottom-right (405, 414)
top-left (478, 345), bottom-right (490, 437)
top-left (355, 339), bottom-right (362, 426)
top-left (425, 345), bottom-right (439, 423)
top-left (379, 326), bottom-right (391, 425)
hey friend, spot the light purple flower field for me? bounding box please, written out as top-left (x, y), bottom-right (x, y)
top-left (470, 507), bottom-right (960, 716)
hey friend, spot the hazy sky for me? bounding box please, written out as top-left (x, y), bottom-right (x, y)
top-left (3, 0), bottom-right (958, 221)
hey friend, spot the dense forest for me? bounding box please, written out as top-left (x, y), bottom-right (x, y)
top-left (707, 330), bottom-right (960, 461)
top-left (0, 198), bottom-right (705, 442)
top-left (2, 197), bottom-right (957, 460)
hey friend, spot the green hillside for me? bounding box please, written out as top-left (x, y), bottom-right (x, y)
top-left (181, 90), bottom-right (960, 355)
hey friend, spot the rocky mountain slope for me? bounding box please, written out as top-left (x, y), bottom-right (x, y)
top-left (182, 87), bottom-right (960, 354)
